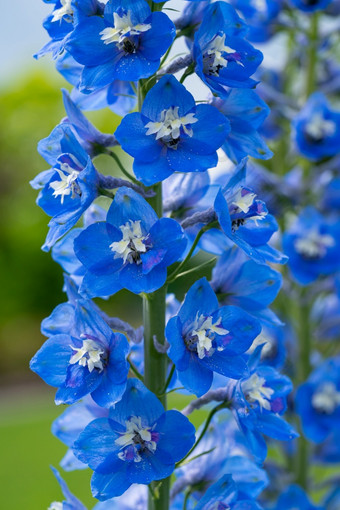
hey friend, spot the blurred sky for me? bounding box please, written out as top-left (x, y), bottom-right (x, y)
top-left (1, 1), bottom-right (51, 86)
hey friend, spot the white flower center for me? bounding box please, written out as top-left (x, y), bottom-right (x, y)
top-left (242, 373), bottom-right (274, 411)
top-left (115, 416), bottom-right (157, 463)
top-left (51, 0), bottom-right (73, 22)
top-left (69, 339), bottom-right (105, 373)
top-left (190, 314), bottom-right (229, 359)
top-left (145, 107), bottom-right (197, 146)
top-left (305, 112), bottom-right (336, 141)
top-left (247, 333), bottom-right (275, 358)
top-left (312, 382), bottom-right (340, 414)
top-left (48, 503), bottom-right (63, 510)
top-left (231, 188), bottom-right (257, 214)
top-left (49, 163), bottom-right (81, 204)
top-left (294, 229), bottom-right (335, 259)
top-left (110, 220), bottom-right (148, 264)
top-left (203, 34), bottom-right (243, 76)
top-left (100, 11), bottom-right (151, 48)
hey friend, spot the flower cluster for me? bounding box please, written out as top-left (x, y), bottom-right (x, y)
top-left (29, 0), bottom-right (340, 509)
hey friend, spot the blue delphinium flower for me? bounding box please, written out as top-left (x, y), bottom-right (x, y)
top-left (230, 0), bottom-right (282, 43)
top-left (172, 412), bottom-right (268, 501)
top-left (30, 297), bottom-right (129, 407)
top-left (283, 207), bottom-right (340, 285)
top-left (211, 90), bottom-right (273, 163)
top-left (213, 159), bottom-right (287, 265)
top-left (195, 474), bottom-right (263, 510)
top-left (74, 186), bottom-right (187, 297)
top-left (193, 2), bottom-right (263, 95)
top-left (231, 346), bottom-right (297, 462)
top-left (31, 127), bottom-right (99, 251)
top-left (210, 246), bottom-right (282, 326)
top-left (166, 277), bottom-right (261, 397)
top-left (295, 357), bottom-right (340, 443)
top-left (246, 322), bottom-right (286, 369)
top-left (36, 0), bottom-right (106, 60)
top-left (289, 0), bottom-right (332, 12)
top-left (292, 93), bottom-right (340, 160)
top-left (72, 378), bottom-right (196, 500)
top-left (115, 74), bottom-right (229, 186)
top-left (65, 0), bottom-right (176, 90)
top-left (163, 172), bottom-right (211, 217)
top-left (273, 484), bottom-right (323, 510)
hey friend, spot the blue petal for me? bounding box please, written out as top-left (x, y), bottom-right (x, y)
top-left (141, 75), bottom-right (195, 121)
top-left (178, 354), bottom-right (213, 397)
top-left (133, 154), bottom-right (174, 186)
top-left (156, 410), bottom-right (196, 462)
top-left (74, 222), bottom-right (122, 273)
top-left (255, 413), bottom-right (298, 441)
top-left (56, 362), bottom-right (102, 404)
top-left (80, 270), bottom-right (123, 298)
top-left (178, 277), bottom-right (219, 325)
top-left (107, 186), bottom-right (158, 231)
top-left (91, 468), bottom-right (130, 500)
top-left (166, 316), bottom-right (190, 371)
top-left (30, 334), bottom-right (72, 387)
top-left (115, 112), bottom-right (163, 162)
top-left (66, 17), bottom-right (114, 66)
top-left (200, 351), bottom-right (249, 380)
top-left (109, 378), bottom-right (164, 425)
top-left (41, 302), bottom-right (75, 336)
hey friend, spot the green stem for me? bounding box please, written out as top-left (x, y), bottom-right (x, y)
top-left (167, 223), bottom-right (217, 282)
top-left (175, 402), bottom-right (227, 468)
top-left (128, 358), bottom-right (144, 382)
top-left (305, 13), bottom-right (318, 99)
top-left (159, 364), bottom-right (175, 396)
top-left (142, 178), bottom-right (169, 510)
top-left (106, 150), bottom-right (140, 185)
top-left (167, 257), bottom-right (217, 284)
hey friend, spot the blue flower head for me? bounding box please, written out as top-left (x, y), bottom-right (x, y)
top-left (213, 159), bottom-right (287, 265)
top-left (296, 357), bottom-right (340, 443)
top-left (74, 186), bottom-right (187, 297)
top-left (173, 412), bottom-right (268, 501)
top-left (30, 297), bottom-right (130, 407)
top-left (283, 207), bottom-right (340, 285)
top-left (31, 123), bottom-right (100, 251)
top-left (193, 2), bottom-right (263, 95)
top-left (293, 93), bottom-right (340, 161)
top-left (231, 346), bottom-right (297, 462)
top-left (210, 246), bottom-right (282, 326)
top-left (166, 277), bottom-right (261, 397)
top-left (211, 90), bottom-right (273, 163)
top-left (195, 474), bottom-right (263, 510)
top-left (289, 0), bottom-right (332, 12)
top-left (65, 0), bottom-right (176, 90)
top-left (72, 378), bottom-right (196, 500)
top-left (230, 0), bottom-right (282, 43)
top-left (273, 485), bottom-right (323, 510)
top-left (36, 0), bottom-right (106, 59)
top-left (115, 74), bottom-right (230, 186)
